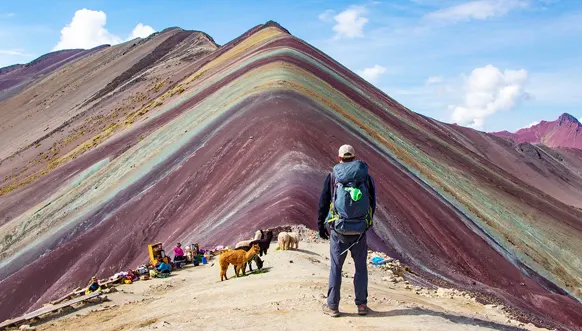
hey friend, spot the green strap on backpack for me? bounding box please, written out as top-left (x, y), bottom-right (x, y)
top-left (344, 187), bottom-right (362, 201)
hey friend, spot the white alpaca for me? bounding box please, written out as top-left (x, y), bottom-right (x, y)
top-left (278, 232), bottom-right (290, 250)
top-left (288, 232), bottom-right (299, 249)
top-left (235, 230), bottom-right (264, 248)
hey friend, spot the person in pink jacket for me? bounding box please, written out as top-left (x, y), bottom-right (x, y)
top-left (173, 243), bottom-right (186, 266)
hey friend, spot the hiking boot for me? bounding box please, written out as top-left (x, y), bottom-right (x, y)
top-left (322, 304), bottom-right (340, 317)
top-left (357, 304), bottom-right (369, 316)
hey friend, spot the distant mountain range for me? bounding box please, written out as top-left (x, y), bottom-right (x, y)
top-left (491, 113), bottom-right (582, 149)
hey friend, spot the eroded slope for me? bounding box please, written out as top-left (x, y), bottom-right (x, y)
top-left (0, 22), bottom-right (580, 330)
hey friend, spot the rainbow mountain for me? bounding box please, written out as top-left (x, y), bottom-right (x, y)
top-left (0, 21), bottom-right (581, 330)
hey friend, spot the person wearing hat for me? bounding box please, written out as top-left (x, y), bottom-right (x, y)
top-left (318, 144), bottom-right (376, 317)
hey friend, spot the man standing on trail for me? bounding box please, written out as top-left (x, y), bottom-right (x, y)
top-left (318, 144), bottom-right (376, 317)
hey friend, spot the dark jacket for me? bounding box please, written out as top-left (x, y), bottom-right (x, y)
top-left (317, 166), bottom-right (376, 230)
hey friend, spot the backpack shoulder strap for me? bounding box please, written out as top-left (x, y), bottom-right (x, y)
top-left (327, 171), bottom-right (339, 227)
top-left (329, 172), bottom-right (335, 198)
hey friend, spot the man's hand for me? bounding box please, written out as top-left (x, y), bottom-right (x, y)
top-left (318, 223), bottom-right (329, 240)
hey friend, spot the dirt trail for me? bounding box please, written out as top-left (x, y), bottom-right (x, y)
top-left (33, 243), bottom-right (548, 331)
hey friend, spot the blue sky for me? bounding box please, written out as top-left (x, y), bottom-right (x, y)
top-left (0, 0), bottom-right (580, 132)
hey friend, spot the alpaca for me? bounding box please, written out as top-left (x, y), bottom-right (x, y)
top-left (249, 230), bottom-right (273, 256)
top-left (278, 232), bottom-right (290, 250)
top-left (235, 230), bottom-right (264, 248)
top-left (288, 232), bottom-right (299, 249)
top-left (254, 230), bottom-right (264, 240)
top-left (233, 245), bottom-right (263, 274)
top-left (219, 244), bottom-right (260, 281)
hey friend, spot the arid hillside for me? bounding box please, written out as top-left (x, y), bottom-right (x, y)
top-left (0, 21), bottom-right (581, 330)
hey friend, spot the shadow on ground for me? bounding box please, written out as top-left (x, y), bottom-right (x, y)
top-left (341, 307), bottom-right (525, 331)
top-left (289, 248), bottom-right (322, 257)
top-left (245, 267), bottom-right (272, 275)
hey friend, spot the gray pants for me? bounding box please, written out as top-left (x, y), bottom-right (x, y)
top-left (327, 230), bottom-right (368, 310)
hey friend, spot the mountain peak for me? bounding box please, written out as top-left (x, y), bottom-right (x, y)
top-left (262, 20), bottom-right (291, 34)
top-left (558, 113), bottom-right (580, 125)
top-left (491, 113), bottom-right (582, 149)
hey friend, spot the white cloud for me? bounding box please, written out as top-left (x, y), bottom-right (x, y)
top-left (0, 49), bottom-right (32, 56)
top-left (425, 75), bottom-right (443, 85)
top-left (318, 9), bottom-right (335, 23)
top-left (128, 23), bottom-right (156, 40)
top-left (357, 64), bottom-right (387, 83)
top-left (450, 64), bottom-right (530, 129)
top-left (425, 0), bottom-right (528, 23)
top-left (524, 121), bottom-right (539, 128)
top-left (331, 6), bottom-right (369, 39)
top-left (0, 49), bottom-right (35, 68)
top-left (53, 9), bottom-right (156, 51)
top-left (53, 9), bottom-right (121, 51)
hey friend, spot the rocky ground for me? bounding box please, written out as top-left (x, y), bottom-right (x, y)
top-left (11, 230), bottom-right (549, 331)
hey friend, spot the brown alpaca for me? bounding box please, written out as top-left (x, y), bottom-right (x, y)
top-left (219, 244), bottom-right (260, 281)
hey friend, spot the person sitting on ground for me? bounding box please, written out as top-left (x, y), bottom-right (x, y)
top-left (85, 276), bottom-right (101, 295)
top-left (156, 257), bottom-right (171, 276)
top-left (173, 243), bottom-right (186, 263)
top-left (172, 243), bottom-right (186, 269)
